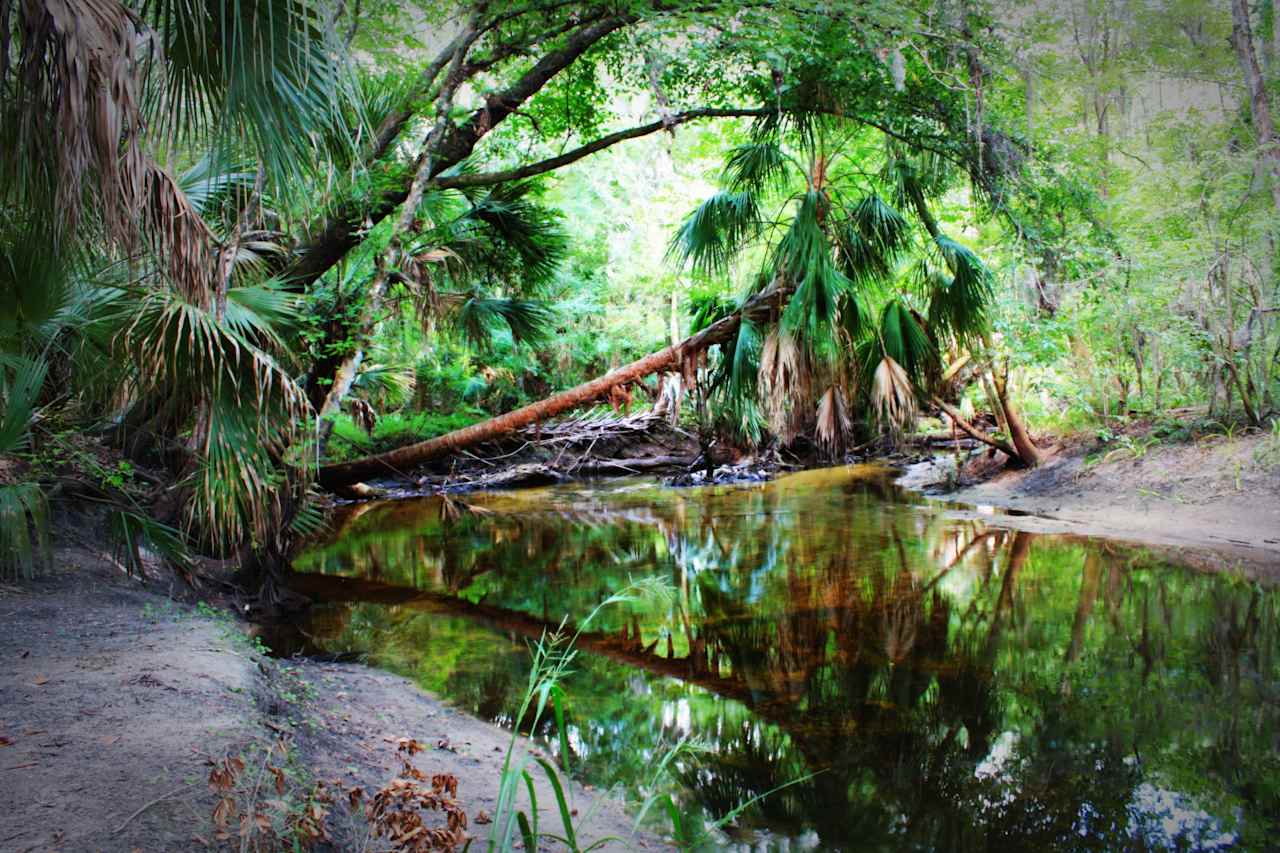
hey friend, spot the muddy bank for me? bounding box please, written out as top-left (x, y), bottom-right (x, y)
top-left (900, 428), bottom-right (1280, 574)
top-left (0, 551), bottom-right (657, 852)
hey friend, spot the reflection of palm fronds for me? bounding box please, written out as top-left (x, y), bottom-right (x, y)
top-left (881, 577), bottom-right (921, 665)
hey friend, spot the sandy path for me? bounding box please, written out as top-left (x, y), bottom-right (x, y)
top-left (0, 553), bottom-right (660, 851)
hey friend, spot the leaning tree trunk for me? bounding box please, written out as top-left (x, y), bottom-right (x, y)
top-left (318, 285), bottom-right (789, 489)
top-left (315, 24), bottom-right (477, 451)
top-left (1231, 0), bottom-right (1280, 217)
top-left (991, 367), bottom-right (1044, 467)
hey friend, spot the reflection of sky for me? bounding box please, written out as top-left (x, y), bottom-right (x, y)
top-left (974, 732), bottom-right (1237, 851)
top-left (1127, 783), bottom-right (1236, 851)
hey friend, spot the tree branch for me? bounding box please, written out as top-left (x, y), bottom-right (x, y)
top-left (285, 13), bottom-right (631, 291)
top-left (433, 107), bottom-right (771, 190)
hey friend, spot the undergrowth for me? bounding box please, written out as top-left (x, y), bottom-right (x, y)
top-left (324, 410), bottom-right (486, 462)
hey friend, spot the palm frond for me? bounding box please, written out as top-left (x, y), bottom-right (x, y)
top-left (0, 356), bottom-right (48, 454)
top-left (149, 0), bottom-right (359, 200)
top-left (727, 317), bottom-right (763, 402)
top-left (688, 290), bottom-right (736, 335)
top-left (878, 298), bottom-right (935, 384)
top-left (465, 183), bottom-right (568, 288)
top-left (929, 235), bottom-right (993, 340)
top-left (1, 0), bottom-right (149, 242)
top-left (777, 191), bottom-right (850, 354)
top-left (108, 509), bottom-right (192, 577)
top-left (352, 361), bottom-right (414, 406)
top-left (838, 291), bottom-right (872, 345)
top-left (113, 286), bottom-right (306, 418)
top-left (1, 2), bottom-right (219, 300)
top-left (175, 154), bottom-right (256, 218)
top-left (723, 142), bottom-right (790, 195)
top-left (668, 191), bottom-right (762, 276)
top-left (223, 281), bottom-right (303, 350)
top-left (455, 297), bottom-right (558, 348)
top-left (0, 220), bottom-right (73, 341)
top-left (814, 386), bottom-right (853, 459)
top-left (186, 398), bottom-right (293, 554)
top-left (0, 482), bottom-right (48, 580)
top-left (870, 356), bottom-right (916, 434)
top-left (287, 490), bottom-right (329, 539)
top-left (835, 195), bottom-right (910, 284)
top-left (758, 328), bottom-right (810, 445)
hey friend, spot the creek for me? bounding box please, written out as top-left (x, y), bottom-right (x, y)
top-left (286, 465), bottom-right (1280, 850)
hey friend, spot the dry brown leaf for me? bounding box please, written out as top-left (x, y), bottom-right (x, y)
top-left (32, 675), bottom-right (49, 685)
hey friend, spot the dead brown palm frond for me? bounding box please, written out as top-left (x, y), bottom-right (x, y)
top-left (143, 163), bottom-right (218, 300)
top-left (758, 329), bottom-right (811, 445)
top-left (814, 386), bottom-right (853, 458)
top-left (402, 246), bottom-right (465, 332)
top-left (350, 398), bottom-right (377, 437)
top-left (4, 0), bottom-right (220, 301)
top-left (871, 356), bottom-right (916, 434)
top-left (7, 0), bottom-right (147, 240)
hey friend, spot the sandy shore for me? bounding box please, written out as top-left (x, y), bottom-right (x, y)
top-left (899, 428), bottom-right (1280, 576)
top-left (0, 552), bottom-right (654, 852)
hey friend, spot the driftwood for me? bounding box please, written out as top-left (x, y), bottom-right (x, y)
top-left (425, 454), bottom-right (697, 492)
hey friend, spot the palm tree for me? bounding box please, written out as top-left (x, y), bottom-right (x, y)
top-left (670, 116), bottom-right (996, 457)
top-left (0, 0), bottom-right (358, 570)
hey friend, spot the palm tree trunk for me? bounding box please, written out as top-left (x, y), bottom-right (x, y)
top-left (318, 285), bottom-right (788, 488)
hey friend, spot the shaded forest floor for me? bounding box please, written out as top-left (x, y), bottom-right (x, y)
top-left (903, 419), bottom-right (1280, 575)
top-left (0, 549), bottom-right (653, 852)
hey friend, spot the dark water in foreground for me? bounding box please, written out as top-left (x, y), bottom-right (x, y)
top-left (288, 466), bottom-right (1280, 850)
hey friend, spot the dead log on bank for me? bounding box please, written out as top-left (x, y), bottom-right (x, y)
top-left (318, 285), bottom-right (788, 489)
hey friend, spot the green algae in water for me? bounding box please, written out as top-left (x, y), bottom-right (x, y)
top-left (289, 466), bottom-right (1280, 851)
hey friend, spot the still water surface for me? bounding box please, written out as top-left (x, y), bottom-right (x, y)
top-left (290, 465), bottom-right (1280, 850)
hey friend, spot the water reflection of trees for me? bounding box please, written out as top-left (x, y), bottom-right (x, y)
top-left (290, 474), bottom-right (1280, 850)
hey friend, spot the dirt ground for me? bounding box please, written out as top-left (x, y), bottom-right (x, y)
top-left (900, 426), bottom-right (1280, 574)
top-left (0, 551), bottom-right (658, 852)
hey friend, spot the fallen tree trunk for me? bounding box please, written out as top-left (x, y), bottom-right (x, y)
top-left (318, 285), bottom-right (787, 489)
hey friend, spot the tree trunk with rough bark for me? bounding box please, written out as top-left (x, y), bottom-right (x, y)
top-left (1231, 0), bottom-right (1280, 216)
top-left (318, 286), bottom-right (788, 488)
